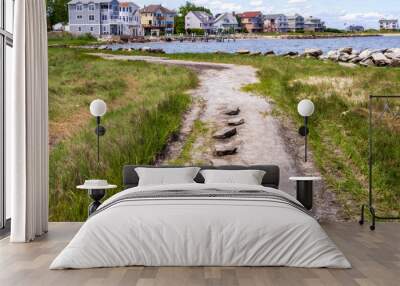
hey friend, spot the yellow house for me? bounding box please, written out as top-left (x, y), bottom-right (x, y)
top-left (140, 4), bottom-right (176, 36)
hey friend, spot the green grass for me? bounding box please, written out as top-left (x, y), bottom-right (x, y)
top-left (163, 53), bottom-right (400, 219)
top-left (48, 48), bottom-right (197, 221)
top-left (48, 32), bottom-right (100, 46)
top-left (168, 119), bottom-right (209, 165)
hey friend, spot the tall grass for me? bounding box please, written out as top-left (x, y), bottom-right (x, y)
top-left (166, 53), bottom-right (400, 218)
top-left (48, 48), bottom-right (197, 221)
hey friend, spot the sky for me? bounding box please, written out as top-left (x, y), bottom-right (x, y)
top-left (135, 0), bottom-right (400, 29)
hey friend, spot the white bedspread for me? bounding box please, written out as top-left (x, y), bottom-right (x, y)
top-left (50, 183), bottom-right (351, 269)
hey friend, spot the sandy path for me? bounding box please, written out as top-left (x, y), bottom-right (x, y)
top-left (93, 54), bottom-right (344, 221)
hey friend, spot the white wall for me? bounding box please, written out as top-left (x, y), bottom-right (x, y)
top-left (4, 0), bottom-right (14, 220)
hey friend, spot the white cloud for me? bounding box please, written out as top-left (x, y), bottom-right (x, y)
top-left (288, 0), bottom-right (307, 4)
top-left (339, 12), bottom-right (386, 21)
top-left (250, 0), bottom-right (263, 6)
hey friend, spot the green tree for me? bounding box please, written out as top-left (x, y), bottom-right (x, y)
top-left (174, 1), bottom-right (212, 34)
top-left (47, 0), bottom-right (69, 29)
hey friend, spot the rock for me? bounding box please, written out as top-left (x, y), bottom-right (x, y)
top-left (281, 51), bottom-right (299, 57)
top-left (215, 50), bottom-right (225, 54)
top-left (339, 47), bottom-right (353, 54)
top-left (339, 62), bottom-right (358, 68)
top-left (237, 49), bottom-right (250, 54)
top-left (359, 58), bottom-right (374, 67)
top-left (349, 56), bottom-right (362, 63)
top-left (303, 48), bottom-right (323, 57)
top-left (371, 53), bottom-right (392, 66)
top-left (141, 46), bottom-right (151, 51)
top-left (358, 49), bottom-right (374, 60)
top-left (224, 107), bottom-right (240, 116)
top-left (390, 58), bottom-right (400, 67)
top-left (250, 51), bottom-right (262, 56)
top-left (98, 45), bottom-right (108, 50)
top-left (385, 50), bottom-right (400, 60)
top-left (212, 127), bottom-right (237, 139)
top-left (327, 50), bottom-right (340, 61)
top-left (264, 50), bottom-right (275, 56)
top-left (227, 118), bottom-right (245, 126)
top-left (338, 53), bottom-right (350, 62)
top-left (214, 144), bottom-right (238, 156)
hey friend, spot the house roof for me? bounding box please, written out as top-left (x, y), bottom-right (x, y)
top-left (190, 11), bottom-right (214, 24)
top-left (264, 14), bottom-right (286, 19)
top-left (140, 4), bottom-right (175, 14)
top-left (238, 11), bottom-right (262, 18)
top-left (214, 12), bottom-right (238, 24)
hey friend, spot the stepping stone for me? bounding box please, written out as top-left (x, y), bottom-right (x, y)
top-left (227, 118), bottom-right (245, 126)
top-left (224, 107), bottom-right (240, 116)
top-left (214, 144), bottom-right (238, 156)
top-left (212, 127), bottom-right (237, 139)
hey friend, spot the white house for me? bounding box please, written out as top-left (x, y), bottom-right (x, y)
top-left (264, 14), bottom-right (288, 33)
top-left (185, 11), bottom-right (215, 33)
top-left (213, 12), bottom-right (239, 33)
top-left (379, 19), bottom-right (399, 31)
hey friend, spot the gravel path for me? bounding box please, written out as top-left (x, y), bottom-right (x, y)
top-left (93, 53), bottom-right (345, 221)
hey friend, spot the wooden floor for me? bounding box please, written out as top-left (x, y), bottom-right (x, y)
top-left (0, 222), bottom-right (399, 286)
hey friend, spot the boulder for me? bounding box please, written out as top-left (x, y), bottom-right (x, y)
top-left (359, 58), bottom-right (374, 67)
top-left (250, 51), bottom-right (262, 56)
top-left (224, 107), bottom-right (240, 116)
top-left (327, 50), bottom-right (340, 61)
top-left (281, 51), bottom-right (299, 57)
top-left (264, 50), bottom-right (275, 56)
top-left (349, 56), bottom-right (362, 63)
top-left (227, 118), bottom-right (245, 126)
top-left (384, 50), bottom-right (400, 60)
top-left (338, 53), bottom-right (350, 62)
top-left (212, 127), bottom-right (237, 139)
top-left (358, 49), bottom-right (374, 60)
top-left (346, 54), bottom-right (358, 61)
top-left (371, 53), bottom-right (392, 66)
top-left (339, 47), bottom-right (353, 54)
top-left (303, 48), bottom-right (323, 57)
top-left (141, 46), bottom-right (152, 51)
top-left (237, 49), bottom-right (250, 54)
top-left (390, 58), bottom-right (400, 67)
top-left (339, 62), bottom-right (358, 68)
top-left (351, 50), bottom-right (360, 56)
top-left (214, 144), bottom-right (238, 156)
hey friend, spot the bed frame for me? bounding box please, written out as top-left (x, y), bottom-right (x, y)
top-left (123, 165), bottom-right (280, 189)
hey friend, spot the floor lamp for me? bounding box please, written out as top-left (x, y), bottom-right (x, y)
top-left (297, 99), bottom-right (315, 162)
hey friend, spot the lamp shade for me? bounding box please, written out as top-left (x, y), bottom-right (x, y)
top-left (90, 99), bottom-right (107, 117)
top-left (297, 99), bottom-right (315, 117)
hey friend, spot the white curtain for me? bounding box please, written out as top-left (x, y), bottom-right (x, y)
top-left (8, 0), bottom-right (49, 242)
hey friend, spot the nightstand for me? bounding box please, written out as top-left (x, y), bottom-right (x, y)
top-left (77, 180), bottom-right (117, 216)
top-left (289, 177), bottom-right (321, 210)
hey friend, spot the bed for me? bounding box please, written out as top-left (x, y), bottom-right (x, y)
top-left (50, 165), bottom-right (351, 269)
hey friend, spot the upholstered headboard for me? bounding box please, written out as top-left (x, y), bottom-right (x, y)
top-left (123, 165), bottom-right (280, 189)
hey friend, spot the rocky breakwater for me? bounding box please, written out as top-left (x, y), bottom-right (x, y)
top-left (316, 47), bottom-right (400, 68)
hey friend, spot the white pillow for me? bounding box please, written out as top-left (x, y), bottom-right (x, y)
top-left (135, 167), bottom-right (201, 186)
top-left (200, 169), bottom-right (266, 185)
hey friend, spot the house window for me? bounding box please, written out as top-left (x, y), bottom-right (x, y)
top-left (77, 4), bottom-right (82, 11)
top-left (100, 4), bottom-right (108, 9)
top-left (89, 4), bottom-right (95, 11)
top-left (129, 7), bottom-right (132, 12)
top-left (78, 26), bottom-right (81, 31)
top-left (77, 15), bottom-right (82, 19)
top-left (103, 26), bottom-right (106, 32)
top-left (101, 15), bottom-right (107, 21)
top-left (90, 27), bottom-right (94, 31)
top-left (89, 15), bottom-right (95, 21)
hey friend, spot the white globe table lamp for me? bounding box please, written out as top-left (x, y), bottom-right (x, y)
top-left (90, 99), bottom-right (107, 164)
top-left (297, 99), bottom-right (315, 162)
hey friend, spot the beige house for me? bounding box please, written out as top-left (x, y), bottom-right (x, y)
top-left (140, 4), bottom-right (175, 36)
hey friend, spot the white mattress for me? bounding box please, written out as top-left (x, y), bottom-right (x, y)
top-left (50, 183), bottom-right (351, 269)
